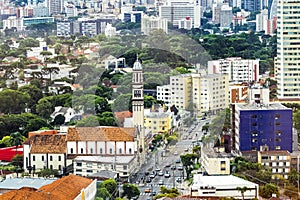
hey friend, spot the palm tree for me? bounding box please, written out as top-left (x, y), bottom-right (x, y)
top-left (237, 186), bottom-right (250, 200)
top-left (10, 131), bottom-right (23, 155)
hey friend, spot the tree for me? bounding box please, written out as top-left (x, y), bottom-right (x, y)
top-left (96, 187), bottom-right (111, 199)
top-left (11, 154), bottom-right (23, 168)
top-left (180, 153), bottom-right (198, 178)
top-left (9, 131), bottom-right (23, 154)
top-left (0, 136), bottom-right (12, 147)
top-left (36, 168), bottom-right (59, 178)
top-left (236, 186), bottom-right (250, 200)
top-left (111, 93), bottom-right (132, 112)
top-left (76, 115), bottom-right (100, 127)
top-left (0, 89), bottom-right (30, 114)
top-left (36, 97), bottom-right (54, 119)
top-left (18, 84), bottom-right (43, 113)
top-left (23, 118), bottom-right (51, 136)
top-left (259, 183), bottom-right (280, 199)
top-left (122, 183), bottom-right (140, 199)
top-left (99, 179), bottom-right (117, 195)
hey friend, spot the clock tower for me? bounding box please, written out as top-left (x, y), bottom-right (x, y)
top-left (132, 56), bottom-right (145, 165)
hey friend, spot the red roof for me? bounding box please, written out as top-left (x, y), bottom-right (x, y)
top-left (0, 146), bottom-right (23, 162)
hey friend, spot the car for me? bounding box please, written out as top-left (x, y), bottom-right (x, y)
top-left (158, 180), bottom-right (164, 185)
top-left (176, 159), bottom-right (181, 163)
top-left (158, 171), bottom-right (164, 176)
top-left (171, 165), bottom-right (176, 170)
top-left (176, 177), bottom-right (182, 183)
top-left (184, 148), bottom-right (188, 152)
top-left (149, 173), bottom-right (155, 178)
top-left (165, 163), bottom-right (171, 168)
top-left (188, 135), bottom-right (193, 139)
top-left (145, 171), bottom-right (150, 176)
top-left (144, 188), bottom-right (151, 193)
top-left (178, 165), bottom-right (183, 170)
top-left (155, 167), bottom-right (161, 171)
top-left (139, 183), bottom-right (145, 187)
top-left (174, 151), bottom-right (178, 155)
top-left (164, 172), bottom-right (170, 178)
top-left (151, 191), bottom-right (157, 196)
top-left (183, 135), bottom-right (187, 140)
top-left (146, 177), bottom-right (151, 183)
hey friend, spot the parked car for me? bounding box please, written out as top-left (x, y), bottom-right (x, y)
top-left (158, 180), bottom-right (164, 185)
top-left (176, 159), bottom-right (181, 163)
top-left (171, 165), bottom-right (176, 170)
top-left (176, 177), bottom-right (182, 183)
top-left (165, 163), bottom-right (171, 168)
top-left (164, 172), bottom-right (170, 178)
top-left (151, 191), bottom-right (157, 196)
top-left (158, 171), bottom-right (164, 176)
top-left (174, 151), bottom-right (178, 155)
top-left (178, 165), bottom-right (183, 170)
top-left (149, 173), bottom-right (155, 178)
top-left (146, 177), bottom-right (151, 183)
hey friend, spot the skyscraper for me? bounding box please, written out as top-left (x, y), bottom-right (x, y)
top-left (276, 0), bottom-right (300, 100)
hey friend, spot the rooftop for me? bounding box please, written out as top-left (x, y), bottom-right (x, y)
top-left (66, 126), bottom-right (135, 142)
top-left (74, 155), bottom-right (135, 164)
top-left (192, 174), bottom-right (258, 189)
top-left (24, 134), bottom-right (67, 154)
top-left (235, 103), bottom-right (290, 111)
top-left (0, 177), bottom-right (56, 190)
top-left (0, 175), bottom-right (94, 200)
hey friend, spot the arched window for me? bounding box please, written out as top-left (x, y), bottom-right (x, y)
top-left (90, 148), bottom-right (93, 154)
top-left (70, 148), bottom-right (73, 154)
top-left (109, 148), bottom-right (113, 154)
top-left (100, 148), bottom-right (103, 154)
top-left (129, 148), bottom-right (132, 154)
top-left (119, 148), bottom-right (122, 154)
top-left (81, 148), bottom-right (83, 154)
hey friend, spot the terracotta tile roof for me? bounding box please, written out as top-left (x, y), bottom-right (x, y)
top-left (38, 174), bottom-right (93, 199)
top-left (114, 111), bottom-right (132, 123)
top-left (66, 127), bottom-right (135, 142)
top-left (26, 134), bottom-right (67, 154)
top-left (0, 175), bottom-right (93, 200)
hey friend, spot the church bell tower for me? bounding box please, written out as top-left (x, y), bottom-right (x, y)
top-left (132, 55), bottom-right (145, 165)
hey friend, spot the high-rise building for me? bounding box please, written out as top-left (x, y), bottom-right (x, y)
top-left (46, 0), bottom-right (64, 15)
top-left (159, 0), bottom-right (201, 28)
top-left (276, 0), bottom-right (300, 100)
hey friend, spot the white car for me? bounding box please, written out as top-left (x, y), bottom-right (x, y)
top-left (158, 171), bottom-right (164, 176)
top-left (174, 151), bottom-right (178, 155)
top-left (158, 180), bottom-right (164, 185)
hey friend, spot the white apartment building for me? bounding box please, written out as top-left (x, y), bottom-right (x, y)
top-left (208, 57), bottom-right (260, 83)
top-left (159, 0), bottom-right (201, 28)
top-left (104, 23), bottom-right (116, 37)
top-left (198, 74), bottom-right (229, 114)
top-left (220, 3), bottom-right (232, 28)
top-left (169, 73), bottom-right (229, 114)
top-left (157, 85), bottom-right (171, 108)
top-left (256, 9), bottom-right (268, 32)
top-left (141, 15), bottom-right (168, 35)
top-left (276, 0), bottom-right (300, 100)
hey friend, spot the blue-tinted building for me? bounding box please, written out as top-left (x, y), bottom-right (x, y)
top-left (232, 103), bottom-right (293, 153)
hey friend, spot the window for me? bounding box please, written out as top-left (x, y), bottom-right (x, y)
top-left (123, 165), bottom-right (127, 170)
top-left (87, 169), bottom-right (93, 173)
top-left (58, 165), bottom-right (61, 170)
top-left (90, 148), bottom-right (93, 154)
top-left (220, 161), bottom-right (225, 165)
top-left (33, 156), bottom-right (35, 161)
top-left (87, 163), bottom-right (92, 168)
top-left (276, 122), bottom-right (281, 126)
top-left (129, 148), bottom-right (132, 154)
top-left (275, 114), bottom-right (281, 119)
top-left (76, 163), bottom-right (82, 167)
top-left (252, 122), bottom-right (257, 126)
top-left (76, 169), bottom-right (82, 172)
top-left (70, 148), bottom-right (73, 154)
top-left (58, 156), bottom-right (61, 161)
top-left (119, 148), bottom-right (122, 154)
top-left (100, 148), bottom-right (103, 154)
top-left (110, 148), bottom-right (113, 154)
top-left (252, 114), bottom-right (257, 118)
top-left (41, 156), bottom-right (44, 161)
top-left (50, 165), bottom-right (53, 170)
top-left (50, 156), bottom-right (53, 161)
top-left (220, 167), bottom-right (226, 171)
top-left (81, 148), bottom-right (83, 154)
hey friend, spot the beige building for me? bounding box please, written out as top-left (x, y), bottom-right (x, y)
top-left (258, 151), bottom-right (291, 179)
top-left (200, 146), bottom-right (233, 175)
top-left (169, 73), bottom-right (229, 114)
top-left (144, 111), bottom-right (173, 134)
top-left (170, 74), bottom-right (193, 111)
